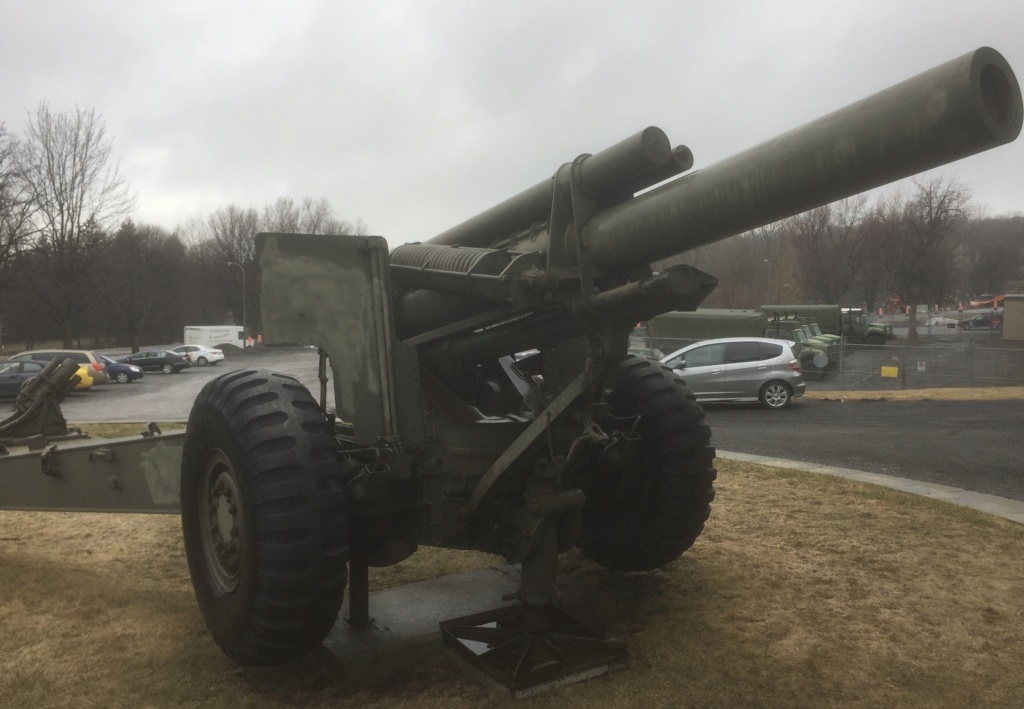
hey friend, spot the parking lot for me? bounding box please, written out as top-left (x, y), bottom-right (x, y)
top-left (28, 346), bottom-right (332, 423)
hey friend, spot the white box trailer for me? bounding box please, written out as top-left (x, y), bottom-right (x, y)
top-left (183, 325), bottom-right (244, 349)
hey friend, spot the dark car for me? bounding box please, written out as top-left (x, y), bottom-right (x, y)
top-left (98, 353), bottom-right (144, 383)
top-left (119, 349), bottom-right (191, 374)
top-left (959, 313), bottom-right (1002, 330)
top-left (0, 360), bottom-right (47, 398)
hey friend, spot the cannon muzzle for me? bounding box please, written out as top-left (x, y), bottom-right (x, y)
top-left (584, 47), bottom-right (1021, 273)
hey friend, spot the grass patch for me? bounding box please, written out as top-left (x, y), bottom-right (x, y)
top-left (74, 422), bottom-right (187, 438)
top-left (803, 386), bottom-right (1024, 401)
top-left (2, 460), bottom-right (1023, 707)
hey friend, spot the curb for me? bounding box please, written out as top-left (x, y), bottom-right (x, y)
top-left (715, 450), bottom-right (1024, 525)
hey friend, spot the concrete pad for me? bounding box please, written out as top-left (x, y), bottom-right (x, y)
top-left (311, 565), bottom-right (521, 685)
top-left (310, 564), bottom-right (621, 690)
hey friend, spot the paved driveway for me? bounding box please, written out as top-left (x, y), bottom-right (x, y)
top-left (703, 398), bottom-right (1024, 501)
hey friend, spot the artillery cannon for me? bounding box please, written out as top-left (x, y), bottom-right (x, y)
top-left (181, 47), bottom-right (1020, 691)
top-left (2, 48), bottom-right (1020, 694)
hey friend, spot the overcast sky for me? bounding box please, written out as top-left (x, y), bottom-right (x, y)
top-left (2, 1), bottom-right (1022, 247)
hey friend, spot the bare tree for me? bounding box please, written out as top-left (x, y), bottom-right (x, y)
top-left (99, 221), bottom-right (188, 351)
top-left (204, 205), bottom-right (261, 331)
top-left (0, 123), bottom-right (34, 269)
top-left (658, 219), bottom-right (805, 308)
top-left (873, 177), bottom-right (971, 339)
top-left (17, 104), bottom-right (135, 346)
top-left (0, 123), bottom-right (35, 351)
top-left (261, 196), bottom-right (367, 235)
top-left (790, 195), bottom-right (868, 303)
top-left (962, 215), bottom-right (1024, 297)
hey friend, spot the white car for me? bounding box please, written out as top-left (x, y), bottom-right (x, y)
top-left (171, 345), bottom-right (225, 366)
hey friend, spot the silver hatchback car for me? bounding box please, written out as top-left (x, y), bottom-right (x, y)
top-left (660, 337), bottom-right (805, 409)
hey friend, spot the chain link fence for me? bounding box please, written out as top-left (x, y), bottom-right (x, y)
top-left (633, 332), bottom-right (1024, 390)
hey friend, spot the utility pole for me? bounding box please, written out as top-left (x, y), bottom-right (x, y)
top-left (227, 261), bottom-right (246, 341)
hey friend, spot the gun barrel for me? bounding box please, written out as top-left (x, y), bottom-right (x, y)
top-left (585, 47), bottom-right (1022, 273)
top-left (429, 127), bottom-right (673, 248)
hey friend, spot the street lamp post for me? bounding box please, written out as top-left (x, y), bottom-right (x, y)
top-left (763, 259), bottom-right (772, 302)
top-left (227, 261), bottom-right (246, 342)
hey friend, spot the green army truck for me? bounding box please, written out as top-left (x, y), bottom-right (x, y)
top-left (760, 305), bottom-right (891, 345)
top-left (758, 315), bottom-right (840, 362)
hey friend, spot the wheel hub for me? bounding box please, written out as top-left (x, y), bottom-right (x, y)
top-left (200, 450), bottom-right (244, 592)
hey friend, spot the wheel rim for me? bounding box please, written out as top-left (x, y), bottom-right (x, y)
top-left (162, 364), bottom-right (172, 374)
top-left (198, 448), bottom-right (246, 594)
top-left (198, 357), bottom-right (207, 365)
top-left (117, 373), bottom-right (128, 383)
top-left (764, 384), bottom-right (789, 408)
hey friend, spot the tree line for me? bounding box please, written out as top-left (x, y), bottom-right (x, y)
top-left (3, 104), bottom-right (1023, 351)
top-left (659, 179), bottom-right (1024, 338)
top-left (0, 104), bottom-right (365, 352)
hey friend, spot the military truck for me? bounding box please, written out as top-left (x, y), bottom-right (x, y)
top-left (761, 305), bottom-right (891, 345)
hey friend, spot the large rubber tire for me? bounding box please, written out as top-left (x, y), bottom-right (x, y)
top-left (864, 333), bottom-right (885, 346)
top-left (759, 380), bottom-right (792, 409)
top-left (577, 355), bottom-right (717, 572)
top-left (181, 369), bottom-right (349, 666)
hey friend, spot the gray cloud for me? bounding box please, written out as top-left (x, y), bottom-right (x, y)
top-left (2, 0), bottom-right (1022, 247)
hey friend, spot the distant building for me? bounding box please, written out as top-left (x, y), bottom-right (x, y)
top-left (1003, 295), bottom-right (1024, 341)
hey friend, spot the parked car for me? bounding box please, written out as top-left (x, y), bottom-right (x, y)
top-left (959, 313), bottom-right (1002, 330)
top-left (119, 349), bottom-right (191, 374)
top-left (1, 357), bottom-right (96, 395)
top-left (7, 349), bottom-right (110, 384)
top-left (97, 353), bottom-right (144, 384)
top-left (660, 337), bottom-right (805, 410)
top-left (0, 360), bottom-right (46, 398)
top-left (170, 344), bottom-right (225, 366)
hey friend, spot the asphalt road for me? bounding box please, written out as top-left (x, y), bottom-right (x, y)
top-left (704, 398), bottom-right (1024, 502)
top-left (18, 347), bottom-right (1024, 503)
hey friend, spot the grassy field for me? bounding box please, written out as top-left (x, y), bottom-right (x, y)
top-left (1, 397), bottom-right (1023, 707)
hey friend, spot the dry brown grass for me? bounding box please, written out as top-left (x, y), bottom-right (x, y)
top-left (802, 385), bottom-right (1024, 401)
top-left (75, 422), bottom-right (187, 438)
top-left (3, 460), bottom-right (1023, 708)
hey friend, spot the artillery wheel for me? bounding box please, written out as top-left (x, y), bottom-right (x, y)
top-left (578, 355), bottom-right (716, 572)
top-left (181, 369), bottom-right (349, 666)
